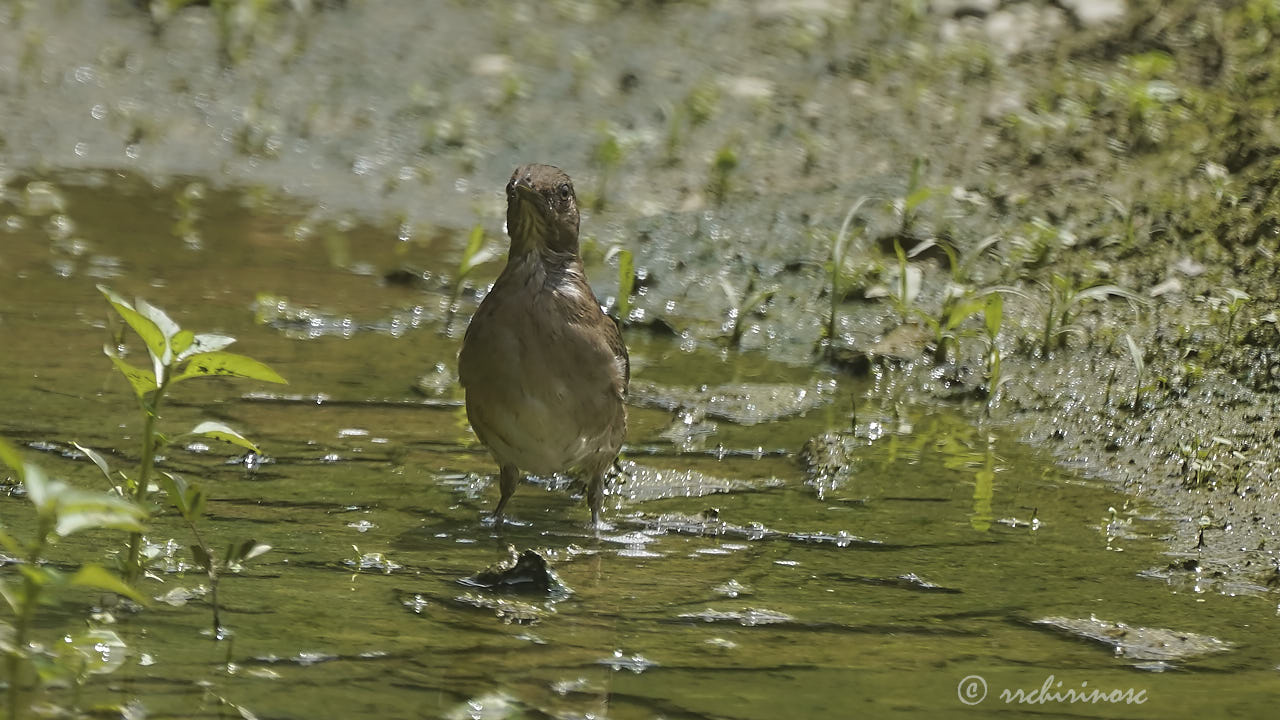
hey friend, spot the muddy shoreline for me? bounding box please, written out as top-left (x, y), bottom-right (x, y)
top-left (3, 0), bottom-right (1278, 593)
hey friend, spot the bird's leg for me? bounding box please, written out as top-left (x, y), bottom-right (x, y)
top-left (493, 463), bottom-right (520, 527)
top-left (586, 472), bottom-right (604, 528)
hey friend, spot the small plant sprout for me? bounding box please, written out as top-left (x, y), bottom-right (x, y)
top-left (589, 124), bottom-right (624, 211)
top-left (684, 80), bottom-right (721, 127)
top-left (453, 224), bottom-right (498, 303)
top-left (97, 286), bottom-right (284, 635)
top-left (1039, 274), bottom-right (1147, 357)
top-left (824, 196), bottom-right (870, 348)
top-left (983, 293), bottom-right (1004, 409)
top-left (605, 246), bottom-right (636, 325)
top-left (890, 157), bottom-right (945, 239)
top-left (916, 285), bottom-right (987, 364)
top-left (1124, 333), bottom-right (1147, 410)
top-left (1216, 288), bottom-right (1251, 344)
top-left (719, 271), bottom-right (776, 349)
top-left (890, 235), bottom-right (923, 320)
top-left (707, 142), bottom-right (739, 206)
top-left (448, 224), bottom-right (498, 323)
top-left (913, 233), bottom-right (1003, 286)
top-left (1, 438), bottom-right (146, 720)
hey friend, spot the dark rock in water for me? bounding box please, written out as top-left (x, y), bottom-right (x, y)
top-left (460, 547), bottom-right (567, 595)
top-left (1032, 616), bottom-right (1232, 663)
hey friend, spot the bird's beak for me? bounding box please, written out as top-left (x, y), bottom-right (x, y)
top-left (512, 181), bottom-right (546, 213)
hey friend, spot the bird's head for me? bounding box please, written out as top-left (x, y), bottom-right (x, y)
top-left (505, 164), bottom-right (580, 258)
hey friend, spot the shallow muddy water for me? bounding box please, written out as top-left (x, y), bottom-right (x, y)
top-left (2, 179), bottom-right (1278, 718)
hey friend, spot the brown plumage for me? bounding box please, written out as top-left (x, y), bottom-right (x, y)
top-left (457, 164), bottom-right (629, 526)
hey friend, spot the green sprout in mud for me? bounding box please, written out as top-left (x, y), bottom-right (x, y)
top-left (589, 124), bottom-right (624, 212)
top-left (684, 80), bottom-right (721, 128)
top-left (917, 285), bottom-right (988, 365)
top-left (1177, 437), bottom-right (1223, 488)
top-left (1039, 273), bottom-right (1146, 357)
top-left (1, 439), bottom-right (146, 720)
top-left (606, 246), bottom-right (636, 326)
top-left (1123, 333), bottom-right (1149, 410)
top-left (1103, 195), bottom-right (1143, 253)
top-left (908, 230), bottom-right (1022, 366)
top-left (720, 271), bottom-right (776, 349)
top-left (97, 286), bottom-right (282, 636)
top-left (890, 156), bottom-right (944, 240)
top-left (707, 142), bottom-right (739, 207)
top-left (1215, 288), bottom-right (1251, 345)
top-left (823, 197), bottom-right (870, 350)
top-left (891, 235), bottom-right (916, 320)
top-left (448, 224), bottom-right (498, 325)
top-left (982, 293), bottom-right (1005, 409)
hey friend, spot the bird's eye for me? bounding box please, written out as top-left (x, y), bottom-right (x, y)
top-left (505, 179), bottom-right (516, 195)
top-left (557, 183), bottom-right (572, 201)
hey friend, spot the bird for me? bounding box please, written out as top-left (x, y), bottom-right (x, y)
top-left (458, 164), bottom-right (629, 527)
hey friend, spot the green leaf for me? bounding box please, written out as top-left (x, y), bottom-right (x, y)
top-left (945, 298), bottom-right (987, 331)
top-left (903, 186), bottom-right (934, 214)
top-left (224, 538), bottom-right (271, 566)
top-left (176, 333), bottom-right (236, 362)
top-left (72, 442), bottom-right (112, 483)
top-left (23, 462), bottom-right (53, 514)
top-left (464, 223), bottom-right (484, 259)
top-left (18, 564), bottom-right (57, 588)
top-left (53, 488), bottom-right (147, 537)
top-left (0, 578), bottom-right (18, 613)
top-left (618, 249), bottom-right (635, 299)
top-left (190, 544), bottom-right (212, 572)
top-left (1072, 284), bottom-right (1148, 306)
top-left (0, 528), bottom-right (20, 556)
top-left (69, 564), bottom-right (146, 604)
top-left (457, 225), bottom-right (497, 279)
top-left (1124, 333), bottom-right (1145, 375)
top-left (742, 288), bottom-right (776, 316)
top-left (189, 421), bottom-right (261, 454)
top-left (0, 437), bottom-right (24, 479)
top-left (718, 277), bottom-right (738, 305)
top-left (98, 286), bottom-right (166, 363)
top-left (159, 472), bottom-right (205, 520)
top-left (135, 297), bottom-right (181, 343)
top-left (176, 352), bottom-right (287, 385)
top-left (984, 294), bottom-right (1004, 339)
top-left (59, 628), bottom-right (130, 675)
top-left (241, 541), bottom-right (271, 562)
top-left (458, 247), bottom-right (498, 278)
top-left (170, 329), bottom-right (195, 357)
top-left (105, 348), bottom-right (158, 398)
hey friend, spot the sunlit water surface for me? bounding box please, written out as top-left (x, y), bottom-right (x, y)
top-left (2, 179), bottom-right (1276, 719)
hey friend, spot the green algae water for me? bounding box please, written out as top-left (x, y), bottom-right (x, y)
top-left (2, 179), bottom-right (1278, 719)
